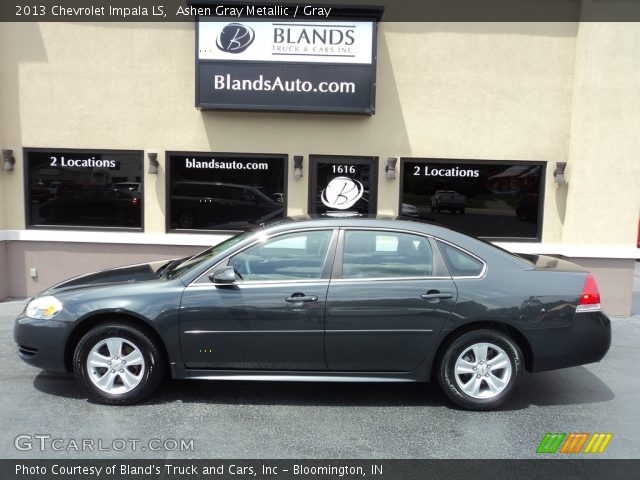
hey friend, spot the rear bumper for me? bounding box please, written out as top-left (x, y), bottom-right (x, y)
top-left (527, 311), bottom-right (611, 373)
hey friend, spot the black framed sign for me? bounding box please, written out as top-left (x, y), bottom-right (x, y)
top-left (195, 19), bottom-right (378, 114)
top-left (308, 155), bottom-right (378, 215)
top-left (400, 158), bottom-right (546, 241)
top-left (166, 151), bottom-right (287, 232)
top-left (24, 148), bottom-right (143, 230)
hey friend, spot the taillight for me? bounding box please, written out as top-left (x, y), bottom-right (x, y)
top-left (131, 197), bottom-right (139, 206)
top-left (576, 273), bottom-right (601, 312)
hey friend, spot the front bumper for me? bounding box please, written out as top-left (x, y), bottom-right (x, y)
top-left (14, 314), bottom-right (71, 373)
top-left (527, 310), bottom-right (612, 373)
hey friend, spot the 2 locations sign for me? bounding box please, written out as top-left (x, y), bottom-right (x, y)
top-left (196, 18), bottom-right (378, 114)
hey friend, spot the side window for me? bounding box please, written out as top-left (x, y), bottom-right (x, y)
top-left (230, 230), bottom-right (333, 281)
top-left (342, 230), bottom-right (433, 279)
top-left (437, 241), bottom-right (484, 277)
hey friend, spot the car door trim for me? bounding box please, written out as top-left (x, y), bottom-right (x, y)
top-left (331, 276), bottom-right (452, 283)
top-left (186, 280), bottom-right (330, 289)
top-left (184, 330), bottom-right (325, 334)
top-left (185, 329), bottom-right (434, 334)
top-left (326, 329), bottom-right (434, 333)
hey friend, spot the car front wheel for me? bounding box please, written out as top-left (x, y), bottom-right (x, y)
top-left (73, 322), bottom-right (165, 405)
top-left (438, 329), bottom-right (522, 410)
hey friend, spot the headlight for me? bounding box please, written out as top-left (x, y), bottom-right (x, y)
top-left (25, 296), bottom-right (63, 320)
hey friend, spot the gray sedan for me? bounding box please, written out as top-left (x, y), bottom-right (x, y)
top-left (14, 216), bottom-right (610, 410)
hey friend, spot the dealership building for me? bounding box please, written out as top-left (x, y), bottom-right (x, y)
top-left (0, 7), bottom-right (638, 314)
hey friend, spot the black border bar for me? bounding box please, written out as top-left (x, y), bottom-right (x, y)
top-left (3, 0), bottom-right (640, 22)
top-left (2, 459), bottom-right (639, 480)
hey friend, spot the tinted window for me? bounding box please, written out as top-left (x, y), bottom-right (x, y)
top-left (25, 149), bottom-right (143, 228)
top-left (402, 160), bottom-right (544, 240)
top-left (437, 241), bottom-right (484, 277)
top-left (170, 230), bottom-right (256, 279)
top-left (342, 230), bottom-right (433, 279)
top-left (230, 230), bottom-right (333, 281)
top-left (168, 153), bottom-right (286, 231)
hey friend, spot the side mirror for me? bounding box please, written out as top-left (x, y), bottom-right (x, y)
top-left (209, 266), bottom-right (237, 284)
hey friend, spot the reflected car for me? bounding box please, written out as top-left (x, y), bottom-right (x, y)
top-left (170, 181), bottom-right (282, 229)
top-left (401, 203), bottom-right (420, 217)
top-left (115, 182), bottom-right (142, 193)
top-left (431, 190), bottom-right (466, 214)
top-left (39, 187), bottom-right (141, 226)
top-left (14, 217), bottom-right (611, 410)
top-left (30, 184), bottom-right (51, 203)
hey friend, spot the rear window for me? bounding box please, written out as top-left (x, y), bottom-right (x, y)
top-left (437, 241), bottom-right (484, 277)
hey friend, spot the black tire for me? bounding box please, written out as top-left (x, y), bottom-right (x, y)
top-left (437, 329), bottom-right (522, 410)
top-left (73, 322), bottom-right (165, 405)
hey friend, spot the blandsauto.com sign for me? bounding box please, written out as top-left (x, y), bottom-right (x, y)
top-left (196, 20), bottom-right (377, 114)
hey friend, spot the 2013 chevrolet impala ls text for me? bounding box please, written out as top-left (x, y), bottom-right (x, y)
top-left (14, 217), bottom-right (611, 410)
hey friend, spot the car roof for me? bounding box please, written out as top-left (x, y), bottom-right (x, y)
top-left (263, 215), bottom-right (461, 239)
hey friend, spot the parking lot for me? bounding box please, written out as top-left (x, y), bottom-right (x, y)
top-left (1, 262), bottom-right (638, 460)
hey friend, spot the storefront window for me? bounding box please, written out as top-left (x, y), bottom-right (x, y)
top-left (25, 148), bottom-right (143, 229)
top-left (308, 156), bottom-right (377, 215)
top-left (167, 152), bottom-right (286, 231)
top-left (401, 159), bottom-right (545, 240)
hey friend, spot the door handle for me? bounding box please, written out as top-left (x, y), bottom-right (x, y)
top-left (421, 291), bottom-right (453, 301)
top-left (285, 293), bottom-right (318, 303)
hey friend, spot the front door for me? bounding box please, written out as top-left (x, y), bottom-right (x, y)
top-left (325, 229), bottom-right (457, 371)
top-left (180, 229), bottom-right (336, 370)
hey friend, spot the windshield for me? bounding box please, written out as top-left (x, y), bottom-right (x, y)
top-left (166, 230), bottom-right (256, 279)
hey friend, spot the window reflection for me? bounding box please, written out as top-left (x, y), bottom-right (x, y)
top-left (168, 154), bottom-right (286, 231)
top-left (26, 149), bottom-right (143, 228)
top-left (402, 161), bottom-right (544, 239)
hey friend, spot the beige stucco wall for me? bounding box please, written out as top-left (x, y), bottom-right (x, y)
top-left (562, 22), bottom-right (640, 247)
top-left (0, 22), bottom-right (579, 238)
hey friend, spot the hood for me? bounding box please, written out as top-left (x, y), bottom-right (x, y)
top-left (45, 260), bottom-right (176, 294)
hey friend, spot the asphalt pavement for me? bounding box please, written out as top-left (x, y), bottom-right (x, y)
top-left (0, 264), bottom-right (638, 459)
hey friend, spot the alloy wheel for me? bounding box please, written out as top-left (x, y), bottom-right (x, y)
top-left (453, 342), bottom-right (512, 399)
top-left (86, 337), bottom-right (146, 395)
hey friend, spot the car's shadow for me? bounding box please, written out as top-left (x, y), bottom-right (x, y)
top-left (33, 366), bottom-right (614, 410)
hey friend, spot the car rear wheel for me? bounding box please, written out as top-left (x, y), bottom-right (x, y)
top-left (73, 322), bottom-right (164, 405)
top-left (438, 329), bottom-right (522, 410)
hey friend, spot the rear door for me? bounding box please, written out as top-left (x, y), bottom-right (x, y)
top-left (325, 229), bottom-right (458, 371)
